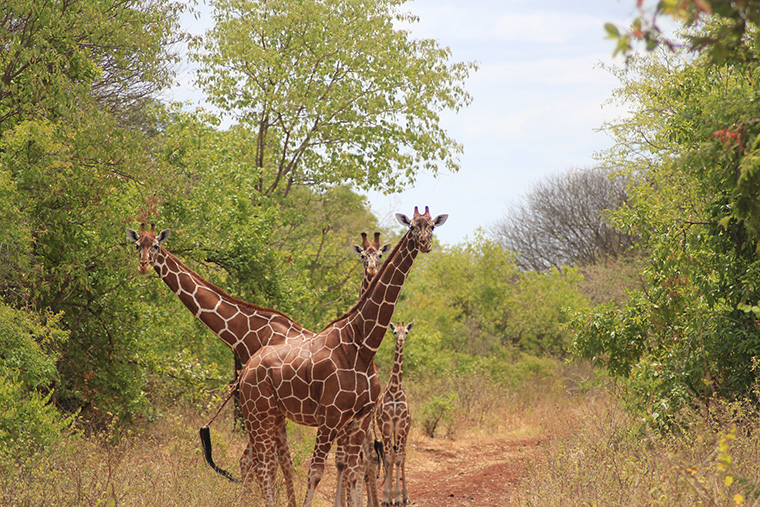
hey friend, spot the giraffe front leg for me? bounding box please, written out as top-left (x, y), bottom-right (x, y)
top-left (393, 449), bottom-right (404, 506)
top-left (303, 426), bottom-right (337, 507)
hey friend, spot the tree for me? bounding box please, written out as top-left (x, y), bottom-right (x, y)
top-left (572, 39), bottom-right (760, 427)
top-left (606, 0), bottom-right (760, 65)
top-left (191, 0), bottom-right (476, 198)
top-left (494, 167), bottom-right (636, 272)
top-left (0, 0), bottom-right (187, 426)
top-left (0, 0), bottom-right (184, 133)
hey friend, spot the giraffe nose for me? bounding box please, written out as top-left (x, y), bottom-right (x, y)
top-left (138, 261), bottom-right (151, 274)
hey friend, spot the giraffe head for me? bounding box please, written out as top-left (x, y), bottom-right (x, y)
top-left (126, 223), bottom-right (170, 274)
top-left (395, 206), bottom-right (448, 253)
top-left (389, 321), bottom-right (413, 342)
top-left (353, 232), bottom-right (391, 279)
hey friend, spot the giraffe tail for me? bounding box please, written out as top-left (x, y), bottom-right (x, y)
top-left (200, 426), bottom-right (240, 483)
top-left (373, 439), bottom-right (385, 468)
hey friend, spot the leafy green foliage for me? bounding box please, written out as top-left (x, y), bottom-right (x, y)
top-left (607, 1), bottom-right (760, 65)
top-left (192, 0), bottom-right (476, 197)
top-left (574, 36), bottom-right (760, 427)
top-left (0, 304), bottom-right (74, 464)
top-left (396, 232), bottom-right (587, 361)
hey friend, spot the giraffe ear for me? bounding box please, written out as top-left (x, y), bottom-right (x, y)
top-left (433, 214), bottom-right (448, 227)
top-left (389, 323), bottom-right (396, 333)
top-left (407, 322), bottom-right (414, 332)
top-left (157, 229), bottom-right (171, 245)
top-left (395, 213), bottom-right (411, 227)
top-left (352, 245), bottom-right (364, 255)
top-left (126, 228), bottom-right (139, 243)
top-left (379, 243), bottom-right (391, 255)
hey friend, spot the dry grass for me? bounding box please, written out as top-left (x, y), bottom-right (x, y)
top-left (512, 391), bottom-right (760, 507)
top-left (4, 363), bottom-right (760, 507)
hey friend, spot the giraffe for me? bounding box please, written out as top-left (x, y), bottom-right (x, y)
top-left (229, 207), bottom-right (447, 507)
top-left (353, 232), bottom-right (391, 295)
top-left (126, 222), bottom-right (310, 506)
top-left (334, 231), bottom-right (390, 507)
top-left (377, 322), bottom-right (413, 506)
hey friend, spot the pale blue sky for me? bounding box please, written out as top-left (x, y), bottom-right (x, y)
top-left (170, 1), bottom-right (649, 245)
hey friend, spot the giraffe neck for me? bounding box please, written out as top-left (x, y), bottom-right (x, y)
top-left (330, 231), bottom-right (417, 357)
top-left (389, 336), bottom-right (406, 387)
top-left (152, 248), bottom-right (308, 362)
top-left (360, 271), bottom-right (372, 297)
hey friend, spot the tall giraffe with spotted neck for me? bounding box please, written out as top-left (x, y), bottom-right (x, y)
top-left (377, 322), bottom-right (413, 506)
top-left (227, 207), bottom-right (447, 507)
top-left (338, 231), bottom-right (389, 507)
top-left (126, 222), bottom-right (306, 504)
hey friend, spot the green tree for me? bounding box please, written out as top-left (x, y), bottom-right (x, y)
top-left (0, 0), bottom-right (186, 426)
top-left (191, 0), bottom-right (476, 198)
top-left (606, 0), bottom-right (760, 65)
top-left (572, 41), bottom-right (760, 426)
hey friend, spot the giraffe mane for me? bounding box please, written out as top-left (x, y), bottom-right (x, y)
top-left (161, 248), bottom-right (305, 327)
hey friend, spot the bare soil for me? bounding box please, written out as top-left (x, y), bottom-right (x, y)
top-left (399, 434), bottom-right (541, 506)
top-left (311, 432), bottom-right (543, 507)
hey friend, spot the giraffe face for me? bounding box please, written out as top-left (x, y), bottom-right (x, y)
top-left (395, 206), bottom-right (448, 253)
top-left (390, 322), bottom-right (413, 343)
top-left (126, 223), bottom-right (170, 274)
top-left (353, 232), bottom-right (391, 278)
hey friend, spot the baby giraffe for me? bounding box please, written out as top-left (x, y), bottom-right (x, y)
top-left (377, 322), bottom-right (413, 506)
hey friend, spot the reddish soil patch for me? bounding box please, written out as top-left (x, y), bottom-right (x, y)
top-left (379, 435), bottom-right (542, 506)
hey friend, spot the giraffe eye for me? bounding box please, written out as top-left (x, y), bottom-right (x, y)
top-left (135, 244), bottom-right (139, 250)
top-left (153, 244), bottom-right (160, 251)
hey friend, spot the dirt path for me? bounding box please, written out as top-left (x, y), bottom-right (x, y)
top-left (313, 433), bottom-right (542, 507)
top-left (401, 435), bottom-right (540, 506)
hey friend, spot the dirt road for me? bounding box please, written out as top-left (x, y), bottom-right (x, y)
top-left (377, 435), bottom-right (541, 506)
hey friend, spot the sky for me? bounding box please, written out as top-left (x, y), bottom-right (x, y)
top-left (170, 0), bottom-right (651, 245)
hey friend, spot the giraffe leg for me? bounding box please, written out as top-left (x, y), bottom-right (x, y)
top-left (275, 422), bottom-right (297, 507)
top-left (246, 433), bottom-right (279, 507)
top-left (303, 426), bottom-right (337, 507)
top-left (239, 442), bottom-right (256, 486)
top-left (393, 443), bottom-right (403, 506)
top-left (333, 427), bottom-right (349, 507)
top-left (380, 433), bottom-right (395, 506)
top-left (397, 434), bottom-right (409, 504)
top-left (363, 434), bottom-right (380, 507)
top-left (341, 417), bottom-right (368, 507)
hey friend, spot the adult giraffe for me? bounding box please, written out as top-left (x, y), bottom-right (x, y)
top-left (337, 231), bottom-right (389, 507)
top-left (377, 322), bottom-right (413, 506)
top-left (353, 232), bottom-right (391, 295)
top-left (232, 207), bottom-right (447, 507)
top-left (126, 222), bottom-right (307, 504)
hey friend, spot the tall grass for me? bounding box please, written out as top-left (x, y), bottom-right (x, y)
top-left (513, 389), bottom-right (760, 506)
top-left (5, 359), bottom-right (759, 507)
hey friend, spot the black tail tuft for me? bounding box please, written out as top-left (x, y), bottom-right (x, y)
top-left (200, 426), bottom-right (240, 483)
top-left (374, 439), bottom-right (385, 466)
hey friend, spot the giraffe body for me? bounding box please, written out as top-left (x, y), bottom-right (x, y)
top-left (377, 322), bottom-right (413, 506)
top-left (238, 207), bottom-right (447, 507)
